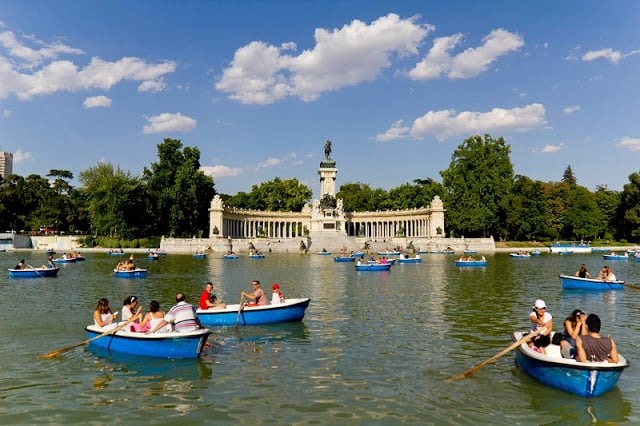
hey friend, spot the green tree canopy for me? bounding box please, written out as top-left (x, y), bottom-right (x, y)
top-left (79, 162), bottom-right (150, 239)
top-left (440, 134), bottom-right (514, 238)
top-left (142, 139), bottom-right (215, 237)
top-left (226, 177), bottom-right (312, 212)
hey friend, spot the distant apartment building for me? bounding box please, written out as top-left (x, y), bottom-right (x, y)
top-left (0, 151), bottom-right (13, 180)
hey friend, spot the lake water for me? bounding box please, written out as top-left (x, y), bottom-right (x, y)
top-left (1, 251), bottom-right (639, 425)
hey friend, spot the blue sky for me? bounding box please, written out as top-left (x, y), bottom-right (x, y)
top-left (0, 1), bottom-right (639, 198)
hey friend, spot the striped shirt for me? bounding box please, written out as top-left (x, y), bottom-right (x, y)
top-left (164, 301), bottom-right (199, 332)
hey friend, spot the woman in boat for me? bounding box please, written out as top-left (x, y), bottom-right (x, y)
top-left (138, 300), bottom-right (168, 333)
top-left (93, 298), bottom-right (118, 328)
top-left (529, 299), bottom-right (553, 354)
top-left (575, 264), bottom-right (591, 278)
top-left (559, 309), bottom-right (587, 358)
top-left (121, 295), bottom-right (141, 324)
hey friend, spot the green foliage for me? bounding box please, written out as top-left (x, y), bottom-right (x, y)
top-left (225, 177), bottom-right (312, 211)
top-left (79, 162), bottom-right (149, 239)
top-left (562, 165), bottom-right (577, 186)
top-left (440, 134), bottom-right (514, 237)
top-left (143, 139), bottom-right (215, 237)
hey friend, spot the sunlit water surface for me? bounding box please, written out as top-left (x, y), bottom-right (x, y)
top-left (0, 251), bottom-right (638, 424)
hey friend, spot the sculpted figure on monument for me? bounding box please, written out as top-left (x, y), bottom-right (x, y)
top-left (324, 140), bottom-right (332, 160)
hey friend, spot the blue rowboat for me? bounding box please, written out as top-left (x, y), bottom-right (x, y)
top-left (223, 254), bottom-right (239, 259)
top-left (352, 252), bottom-right (365, 258)
top-left (334, 256), bottom-right (355, 262)
top-left (8, 267), bottom-right (60, 278)
top-left (396, 256), bottom-right (423, 264)
top-left (197, 298), bottom-right (310, 327)
top-left (454, 259), bottom-right (487, 267)
top-left (513, 331), bottom-right (629, 397)
top-left (509, 253), bottom-right (531, 258)
top-left (355, 263), bottom-right (391, 271)
top-left (463, 250), bottom-right (477, 255)
top-left (559, 274), bottom-right (625, 290)
top-left (107, 250), bottom-right (126, 256)
top-left (531, 250), bottom-right (542, 256)
top-left (317, 251), bottom-right (332, 255)
top-left (602, 253), bottom-right (629, 261)
top-left (113, 268), bottom-right (148, 278)
top-left (193, 253), bottom-right (206, 259)
top-left (558, 250), bottom-right (573, 255)
top-left (249, 254), bottom-right (265, 259)
top-left (85, 325), bottom-right (211, 359)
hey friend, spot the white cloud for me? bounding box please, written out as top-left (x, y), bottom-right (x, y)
top-left (138, 79), bottom-right (166, 93)
top-left (83, 95), bottom-right (111, 108)
top-left (376, 103), bottom-right (546, 142)
top-left (13, 149), bottom-right (32, 163)
top-left (374, 120), bottom-right (410, 142)
top-left (0, 30), bottom-right (84, 68)
top-left (563, 105), bottom-right (580, 114)
top-left (541, 144), bottom-right (562, 153)
top-left (0, 27), bottom-right (176, 100)
top-left (582, 48), bottom-right (640, 64)
top-left (617, 136), bottom-right (640, 151)
top-left (142, 112), bottom-right (196, 134)
top-left (201, 165), bottom-right (243, 178)
top-left (409, 28), bottom-right (524, 80)
top-left (216, 13), bottom-right (431, 104)
top-left (257, 153), bottom-right (299, 169)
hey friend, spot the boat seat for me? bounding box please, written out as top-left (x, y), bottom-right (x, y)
top-left (545, 343), bottom-right (563, 360)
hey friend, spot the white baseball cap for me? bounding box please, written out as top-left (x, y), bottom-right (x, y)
top-left (533, 299), bottom-right (546, 309)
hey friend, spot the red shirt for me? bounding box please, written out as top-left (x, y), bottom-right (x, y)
top-left (199, 290), bottom-right (210, 309)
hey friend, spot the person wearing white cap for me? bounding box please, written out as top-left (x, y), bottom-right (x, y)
top-left (529, 299), bottom-right (553, 353)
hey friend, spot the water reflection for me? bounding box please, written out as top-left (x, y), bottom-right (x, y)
top-left (87, 347), bottom-right (213, 381)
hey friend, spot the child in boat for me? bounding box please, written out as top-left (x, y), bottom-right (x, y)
top-left (271, 283), bottom-right (285, 304)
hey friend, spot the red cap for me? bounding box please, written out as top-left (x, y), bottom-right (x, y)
top-left (271, 283), bottom-right (280, 290)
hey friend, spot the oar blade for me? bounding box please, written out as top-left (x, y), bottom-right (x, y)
top-left (447, 328), bottom-right (545, 382)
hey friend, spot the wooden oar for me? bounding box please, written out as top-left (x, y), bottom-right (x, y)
top-left (40, 307), bottom-right (142, 359)
top-left (623, 282), bottom-right (640, 290)
top-left (447, 327), bottom-right (546, 382)
top-left (235, 298), bottom-right (245, 328)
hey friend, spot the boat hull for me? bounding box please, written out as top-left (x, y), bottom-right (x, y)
top-left (197, 298), bottom-right (310, 326)
top-left (602, 255), bottom-right (629, 261)
top-left (559, 274), bottom-right (624, 290)
top-left (8, 267), bottom-right (60, 278)
top-left (513, 332), bottom-right (628, 397)
top-left (85, 326), bottom-right (210, 359)
top-left (355, 263), bottom-right (392, 271)
top-left (223, 255), bottom-right (239, 259)
top-left (334, 256), bottom-right (355, 262)
top-left (113, 269), bottom-right (148, 278)
top-left (193, 254), bottom-right (206, 259)
top-left (454, 260), bottom-right (487, 267)
top-left (249, 254), bottom-right (265, 259)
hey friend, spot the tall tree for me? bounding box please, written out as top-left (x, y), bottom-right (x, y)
top-left (505, 175), bottom-right (548, 241)
top-left (562, 165), bottom-right (577, 186)
top-left (143, 139), bottom-right (215, 237)
top-left (79, 162), bottom-right (150, 239)
top-left (440, 134), bottom-right (514, 238)
top-left (618, 172), bottom-right (640, 240)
